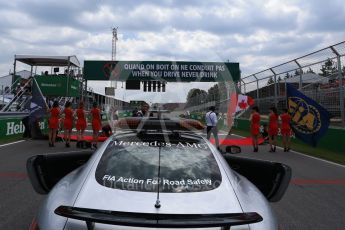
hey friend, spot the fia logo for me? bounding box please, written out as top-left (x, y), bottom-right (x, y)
top-left (288, 97), bottom-right (321, 134)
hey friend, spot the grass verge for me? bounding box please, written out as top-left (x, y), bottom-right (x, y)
top-left (230, 129), bottom-right (345, 166)
top-left (0, 134), bottom-right (24, 145)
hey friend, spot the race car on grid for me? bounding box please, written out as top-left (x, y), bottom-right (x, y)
top-left (27, 117), bottom-right (291, 230)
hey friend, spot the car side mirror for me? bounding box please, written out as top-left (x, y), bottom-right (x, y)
top-left (224, 155), bottom-right (291, 202)
top-left (225, 145), bottom-right (241, 154)
top-left (26, 151), bottom-right (93, 194)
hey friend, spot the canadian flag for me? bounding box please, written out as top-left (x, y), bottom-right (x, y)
top-left (235, 94), bottom-right (254, 112)
top-left (227, 93), bottom-right (254, 127)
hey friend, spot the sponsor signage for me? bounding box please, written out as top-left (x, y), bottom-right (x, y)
top-left (84, 61), bottom-right (240, 82)
top-left (35, 75), bottom-right (79, 97)
top-left (0, 117), bottom-right (48, 137)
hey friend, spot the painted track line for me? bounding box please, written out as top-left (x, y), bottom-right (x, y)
top-left (287, 148), bottom-right (345, 169)
top-left (0, 140), bottom-right (25, 148)
top-left (231, 133), bottom-right (345, 169)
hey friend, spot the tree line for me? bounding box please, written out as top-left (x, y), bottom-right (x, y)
top-left (266, 58), bottom-right (345, 85)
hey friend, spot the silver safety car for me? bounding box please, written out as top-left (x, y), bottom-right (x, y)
top-left (27, 118), bottom-right (291, 230)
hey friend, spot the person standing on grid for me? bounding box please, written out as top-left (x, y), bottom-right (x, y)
top-left (206, 106), bottom-right (219, 149)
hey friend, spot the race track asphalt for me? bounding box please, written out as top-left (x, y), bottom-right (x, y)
top-left (230, 133), bottom-right (345, 230)
top-left (0, 133), bottom-right (344, 230)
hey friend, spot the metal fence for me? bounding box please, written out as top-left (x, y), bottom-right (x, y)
top-left (240, 41), bottom-right (345, 128)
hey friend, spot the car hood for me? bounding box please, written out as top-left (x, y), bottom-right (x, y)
top-left (73, 171), bottom-right (243, 214)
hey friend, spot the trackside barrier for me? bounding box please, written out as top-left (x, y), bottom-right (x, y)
top-left (0, 117), bottom-right (48, 139)
top-left (233, 118), bottom-right (345, 154)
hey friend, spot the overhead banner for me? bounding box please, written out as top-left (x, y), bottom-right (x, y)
top-left (84, 61), bottom-right (240, 82)
top-left (35, 75), bottom-right (79, 97)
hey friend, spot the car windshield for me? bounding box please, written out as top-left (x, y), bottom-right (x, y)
top-left (95, 133), bottom-right (222, 193)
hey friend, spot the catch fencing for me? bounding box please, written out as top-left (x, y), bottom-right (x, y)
top-left (240, 41), bottom-right (345, 128)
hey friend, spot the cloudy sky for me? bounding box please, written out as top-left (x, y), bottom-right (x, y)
top-left (0, 0), bottom-right (344, 102)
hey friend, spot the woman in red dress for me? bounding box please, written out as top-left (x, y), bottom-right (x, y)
top-left (63, 101), bottom-right (73, 147)
top-left (76, 101), bottom-right (87, 148)
top-left (280, 108), bottom-right (292, 152)
top-left (48, 101), bottom-right (60, 147)
top-left (90, 102), bottom-right (102, 149)
top-left (268, 106), bottom-right (279, 152)
top-left (250, 106), bottom-right (260, 152)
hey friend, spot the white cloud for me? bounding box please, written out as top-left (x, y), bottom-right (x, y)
top-left (0, 9), bottom-right (35, 28)
top-left (0, 0), bottom-right (345, 102)
top-left (78, 5), bottom-right (117, 27)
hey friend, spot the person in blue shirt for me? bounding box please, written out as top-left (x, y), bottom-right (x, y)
top-left (205, 106), bottom-right (219, 148)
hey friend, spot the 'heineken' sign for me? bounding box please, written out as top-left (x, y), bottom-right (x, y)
top-left (6, 121), bottom-right (45, 136)
top-left (0, 118), bottom-right (48, 137)
top-left (84, 61), bottom-right (240, 82)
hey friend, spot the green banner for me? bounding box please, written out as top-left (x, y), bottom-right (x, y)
top-left (0, 117), bottom-right (48, 138)
top-left (84, 61), bottom-right (240, 82)
top-left (35, 75), bottom-right (79, 97)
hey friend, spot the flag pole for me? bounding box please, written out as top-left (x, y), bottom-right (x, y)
top-left (33, 77), bottom-right (48, 109)
top-left (284, 79), bottom-right (287, 111)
